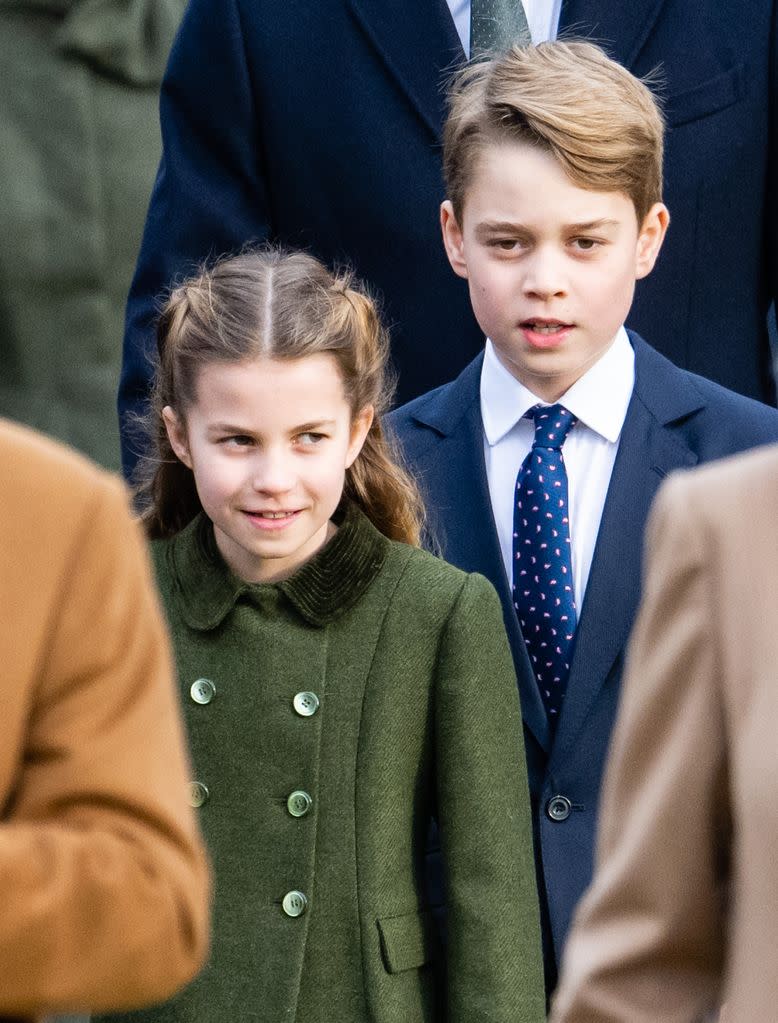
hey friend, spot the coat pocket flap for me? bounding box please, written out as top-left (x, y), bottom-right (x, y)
top-left (377, 909), bottom-right (436, 974)
top-left (665, 63), bottom-right (745, 127)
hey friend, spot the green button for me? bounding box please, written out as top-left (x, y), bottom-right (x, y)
top-left (282, 890), bottom-right (308, 918)
top-left (188, 781), bottom-right (209, 808)
top-left (287, 790), bottom-right (313, 818)
top-left (293, 691), bottom-right (320, 717)
top-left (190, 678), bottom-right (216, 705)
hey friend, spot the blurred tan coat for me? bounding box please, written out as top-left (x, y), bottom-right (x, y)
top-left (0, 419), bottom-right (209, 1020)
top-left (551, 444), bottom-right (778, 1023)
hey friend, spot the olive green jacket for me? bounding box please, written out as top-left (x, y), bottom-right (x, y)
top-left (0, 0), bottom-right (183, 469)
top-left (101, 506), bottom-right (545, 1022)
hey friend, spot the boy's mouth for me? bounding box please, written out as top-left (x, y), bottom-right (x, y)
top-left (520, 318), bottom-right (573, 335)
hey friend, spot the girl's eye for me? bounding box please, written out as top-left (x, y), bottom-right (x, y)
top-left (223, 435), bottom-right (254, 447)
top-left (297, 432), bottom-right (325, 445)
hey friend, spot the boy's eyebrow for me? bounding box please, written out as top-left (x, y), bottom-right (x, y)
top-left (566, 218), bottom-right (621, 232)
top-left (474, 217), bottom-right (621, 239)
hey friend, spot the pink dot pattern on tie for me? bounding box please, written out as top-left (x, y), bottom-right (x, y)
top-left (512, 403), bottom-right (578, 731)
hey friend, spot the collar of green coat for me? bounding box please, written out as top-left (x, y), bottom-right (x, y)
top-left (167, 502), bottom-right (391, 631)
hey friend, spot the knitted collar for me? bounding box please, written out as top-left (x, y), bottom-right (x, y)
top-left (167, 502), bottom-right (390, 631)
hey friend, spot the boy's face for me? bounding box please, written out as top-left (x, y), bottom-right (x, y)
top-left (441, 141), bottom-right (668, 401)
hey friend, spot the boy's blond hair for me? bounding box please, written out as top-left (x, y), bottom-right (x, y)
top-left (443, 40), bottom-right (664, 224)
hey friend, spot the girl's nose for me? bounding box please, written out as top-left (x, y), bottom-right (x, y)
top-left (251, 452), bottom-right (294, 493)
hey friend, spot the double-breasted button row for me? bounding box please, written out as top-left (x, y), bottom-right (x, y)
top-left (282, 694), bottom-right (318, 917)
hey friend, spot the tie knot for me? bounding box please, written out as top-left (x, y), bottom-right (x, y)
top-left (528, 403), bottom-right (577, 450)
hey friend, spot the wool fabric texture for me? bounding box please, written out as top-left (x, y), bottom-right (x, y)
top-left (99, 503), bottom-right (545, 1023)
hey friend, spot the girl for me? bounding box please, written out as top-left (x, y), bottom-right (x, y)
top-left (103, 248), bottom-right (544, 1022)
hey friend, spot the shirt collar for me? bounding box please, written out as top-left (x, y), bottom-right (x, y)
top-left (479, 326), bottom-right (635, 445)
top-left (163, 501), bottom-right (390, 631)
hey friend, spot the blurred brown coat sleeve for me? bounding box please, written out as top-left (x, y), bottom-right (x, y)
top-left (0, 420), bottom-right (210, 1017)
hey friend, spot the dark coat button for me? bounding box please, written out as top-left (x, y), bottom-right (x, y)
top-left (546, 795), bottom-right (572, 822)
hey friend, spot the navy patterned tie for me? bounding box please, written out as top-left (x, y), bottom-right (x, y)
top-left (512, 404), bottom-right (578, 730)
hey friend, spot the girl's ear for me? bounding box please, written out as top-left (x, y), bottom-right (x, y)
top-left (346, 405), bottom-right (375, 469)
top-left (162, 406), bottom-right (193, 468)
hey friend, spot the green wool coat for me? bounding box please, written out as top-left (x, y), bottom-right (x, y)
top-left (100, 505), bottom-right (545, 1022)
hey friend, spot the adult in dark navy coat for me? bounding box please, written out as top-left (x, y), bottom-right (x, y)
top-left (118, 0), bottom-right (778, 475)
top-left (389, 333), bottom-right (778, 980)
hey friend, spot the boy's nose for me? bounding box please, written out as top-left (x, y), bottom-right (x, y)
top-left (522, 251), bottom-right (567, 300)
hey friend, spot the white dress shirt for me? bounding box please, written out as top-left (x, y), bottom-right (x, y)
top-left (445, 0), bottom-right (562, 55)
top-left (480, 328), bottom-right (635, 611)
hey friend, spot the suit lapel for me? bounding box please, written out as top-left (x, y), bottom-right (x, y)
top-left (559, 0), bottom-right (667, 68)
top-left (551, 336), bottom-right (705, 763)
top-left (409, 357), bottom-right (551, 751)
top-left (346, 0), bottom-right (464, 141)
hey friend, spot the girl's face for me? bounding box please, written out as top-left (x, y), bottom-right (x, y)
top-left (164, 354), bottom-right (373, 583)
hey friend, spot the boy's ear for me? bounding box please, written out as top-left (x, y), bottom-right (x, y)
top-left (346, 404), bottom-right (374, 468)
top-left (162, 406), bottom-right (193, 468)
top-left (440, 200), bottom-right (469, 280)
top-left (635, 202), bottom-right (670, 280)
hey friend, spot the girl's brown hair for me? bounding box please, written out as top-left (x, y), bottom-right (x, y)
top-left (137, 247), bottom-right (425, 546)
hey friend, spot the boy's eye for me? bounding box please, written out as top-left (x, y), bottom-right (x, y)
top-left (571, 237), bottom-right (600, 251)
top-left (490, 238), bottom-right (522, 251)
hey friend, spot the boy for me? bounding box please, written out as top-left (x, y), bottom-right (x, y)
top-left (389, 40), bottom-right (778, 988)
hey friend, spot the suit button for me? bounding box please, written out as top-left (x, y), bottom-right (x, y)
top-left (282, 890), bottom-right (308, 917)
top-left (293, 691), bottom-right (320, 717)
top-left (188, 781), bottom-right (210, 808)
top-left (287, 790), bottom-right (313, 817)
top-left (190, 678), bottom-right (216, 705)
top-left (546, 795), bottom-right (572, 822)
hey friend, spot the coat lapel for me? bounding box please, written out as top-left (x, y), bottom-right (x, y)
top-left (559, 0), bottom-right (667, 68)
top-left (409, 357), bottom-right (551, 751)
top-left (346, 0), bottom-right (464, 141)
top-left (551, 336), bottom-right (705, 763)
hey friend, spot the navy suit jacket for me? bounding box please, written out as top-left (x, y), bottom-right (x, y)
top-left (119, 0), bottom-right (777, 475)
top-left (389, 332), bottom-right (778, 973)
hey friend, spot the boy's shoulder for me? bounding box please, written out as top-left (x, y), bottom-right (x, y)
top-left (387, 351), bottom-right (483, 442)
top-left (630, 331), bottom-right (778, 445)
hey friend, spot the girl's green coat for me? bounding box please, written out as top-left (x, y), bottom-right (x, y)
top-left (105, 505), bottom-right (545, 1022)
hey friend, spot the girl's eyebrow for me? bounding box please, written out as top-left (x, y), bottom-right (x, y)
top-left (207, 419), bottom-right (338, 434)
top-left (294, 419), bottom-right (337, 432)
